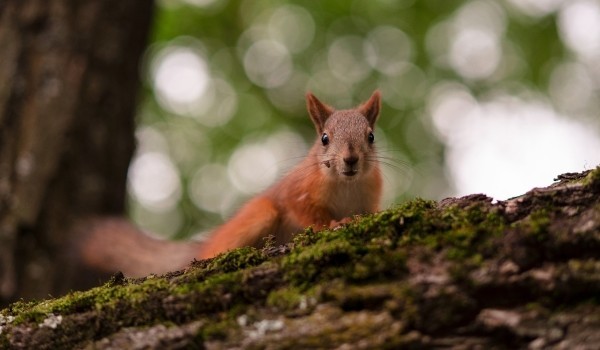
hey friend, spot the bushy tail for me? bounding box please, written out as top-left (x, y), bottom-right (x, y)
top-left (71, 217), bottom-right (203, 278)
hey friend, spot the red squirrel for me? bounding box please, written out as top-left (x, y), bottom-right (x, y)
top-left (75, 91), bottom-right (383, 277)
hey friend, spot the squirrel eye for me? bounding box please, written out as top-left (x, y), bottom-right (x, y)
top-left (368, 132), bottom-right (375, 144)
top-left (321, 133), bottom-right (329, 146)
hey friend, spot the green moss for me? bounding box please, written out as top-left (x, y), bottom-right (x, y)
top-left (525, 302), bottom-right (546, 312)
top-left (323, 281), bottom-right (398, 309)
top-left (283, 239), bottom-right (357, 288)
top-left (520, 209), bottom-right (551, 241)
top-left (349, 249), bottom-right (407, 282)
top-left (199, 316), bottom-right (237, 340)
top-left (9, 187), bottom-right (586, 347)
top-left (392, 198), bottom-right (438, 221)
top-left (291, 227), bottom-right (320, 247)
top-left (567, 259), bottom-right (599, 272)
top-left (3, 274), bottom-right (173, 327)
top-left (207, 246), bottom-right (266, 274)
top-left (280, 197), bottom-right (509, 290)
top-left (173, 270), bottom-right (243, 306)
top-left (292, 199), bottom-right (436, 249)
top-left (8, 290), bottom-right (95, 325)
top-left (0, 196), bottom-right (513, 339)
top-left (396, 201), bottom-right (506, 263)
top-left (1, 250), bottom-right (264, 344)
top-left (582, 166), bottom-right (600, 187)
top-left (317, 281), bottom-right (421, 333)
top-left (3, 300), bottom-right (42, 322)
top-left (266, 287), bottom-right (309, 311)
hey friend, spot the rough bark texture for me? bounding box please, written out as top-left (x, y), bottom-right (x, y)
top-left (0, 1), bottom-right (153, 303)
top-left (1, 168), bottom-right (599, 349)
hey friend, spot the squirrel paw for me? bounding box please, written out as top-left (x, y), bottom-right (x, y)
top-left (329, 217), bottom-right (353, 230)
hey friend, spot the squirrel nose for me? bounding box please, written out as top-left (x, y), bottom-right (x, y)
top-left (343, 155), bottom-right (358, 166)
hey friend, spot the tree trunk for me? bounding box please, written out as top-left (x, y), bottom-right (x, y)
top-left (0, 0), bottom-right (153, 303)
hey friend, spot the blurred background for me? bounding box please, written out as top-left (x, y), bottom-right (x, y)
top-left (128, 0), bottom-right (600, 239)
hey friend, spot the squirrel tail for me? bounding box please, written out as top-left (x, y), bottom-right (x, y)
top-left (71, 217), bottom-right (203, 278)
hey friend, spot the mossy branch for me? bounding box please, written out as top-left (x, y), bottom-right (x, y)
top-left (2, 168), bottom-right (600, 349)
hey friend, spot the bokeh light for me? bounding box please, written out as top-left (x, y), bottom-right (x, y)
top-left (558, 0), bottom-right (600, 58)
top-left (190, 163), bottom-right (238, 217)
top-left (365, 26), bottom-right (414, 75)
top-left (243, 40), bottom-right (293, 88)
top-left (505, 0), bottom-right (565, 17)
top-left (268, 5), bottom-right (315, 54)
top-left (130, 0), bottom-right (600, 238)
top-left (128, 152), bottom-right (181, 211)
top-left (151, 45), bottom-right (211, 116)
top-left (429, 83), bottom-right (600, 199)
top-left (328, 36), bottom-right (372, 84)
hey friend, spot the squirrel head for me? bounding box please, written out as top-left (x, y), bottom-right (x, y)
top-left (306, 90), bottom-right (381, 181)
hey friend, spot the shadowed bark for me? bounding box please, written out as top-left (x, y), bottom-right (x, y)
top-left (0, 0), bottom-right (153, 303)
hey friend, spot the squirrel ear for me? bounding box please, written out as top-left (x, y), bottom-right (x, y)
top-left (306, 92), bottom-right (334, 134)
top-left (358, 90), bottom-right (381, 128)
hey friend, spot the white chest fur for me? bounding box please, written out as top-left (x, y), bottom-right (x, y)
top-left (327, 177), bottom-right (374, 219)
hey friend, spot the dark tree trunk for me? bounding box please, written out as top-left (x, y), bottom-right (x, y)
top-left (0, 0), bottom-right (153, 303)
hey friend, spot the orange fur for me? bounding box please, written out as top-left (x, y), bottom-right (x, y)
top-left (198, 196), bottom-right (280, 258)
top-left (197, 91), bottom-right (383, 259)
top-left (75, 91), bottom-right (384, 277)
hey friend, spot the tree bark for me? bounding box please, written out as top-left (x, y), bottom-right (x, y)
top-left (1, 169), bottom-right (598, 349)
top-left (0, 0), bottom-right (153, 303)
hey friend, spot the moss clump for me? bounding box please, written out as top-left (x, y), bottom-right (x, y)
top-left (283, 240), bottom-right (404, 287)
top-left (207, 246), bottom-right (266, 274)
top-left (8, 287), bottom-right (100, 325)
top-left (172, 270), bottom-right (244, 307)
top-left (349, 249), bottom-right (407, 282)
top-left (582, 166), bottom-right (600, 187)
top-left (283, 240), bottom-right (357, 287)
top-left (440, 204), bottom-right (505, 253)
top-left (282, 197), bottom-right (507, 290)
top-left (266, 287), bottom-right (310, 311)
top-left (322, 281), bottom-right (410, 311)
top-left (282, 199), bottom-right (437, 289)
top-left (3, 300), bottom-right (44, 324)
top-left (393, 199), bottom-right (507, 263)
top-left (517, 208), bottom-right (551, 242)
top-left (198, 316), bottom-right (237, 340)
top-left (291, 227), bottom-right (320, 247)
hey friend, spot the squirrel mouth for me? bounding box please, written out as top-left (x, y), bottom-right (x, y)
top-left (342, 170), bottom-right (358, 177)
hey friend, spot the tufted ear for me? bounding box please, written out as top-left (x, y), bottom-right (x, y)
top-left (358, 90), bottom-right (381, 128)
top-left (306, 92), bottom-right (334, 134)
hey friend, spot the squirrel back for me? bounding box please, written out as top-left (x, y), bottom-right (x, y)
top-left (75, 91), bottom-right (383, 277)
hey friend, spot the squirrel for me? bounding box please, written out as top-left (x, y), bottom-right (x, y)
top-left (73, 91), bottom-right (383, 278)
